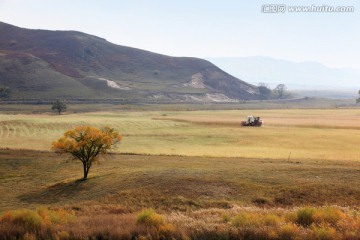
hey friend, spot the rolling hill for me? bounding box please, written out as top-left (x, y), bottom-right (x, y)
top-left (0, 22), bottom-right (259, 101)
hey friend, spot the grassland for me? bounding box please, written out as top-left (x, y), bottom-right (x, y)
top-left (2, 149), bottom-right (360, 211)
top-left (1, 149), bottom-right (360, 239)
top-left (0, 97), bottom-right (354, 113)
top-left (1, 107), bottom-right (360, 239)
top-left (0, 109), bottom-right (359, 161)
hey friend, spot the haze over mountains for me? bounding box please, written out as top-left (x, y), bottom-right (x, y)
top-left (207, 57), bottom-right (360, 98)
top-left (0, 22), bottom-right (259, 101)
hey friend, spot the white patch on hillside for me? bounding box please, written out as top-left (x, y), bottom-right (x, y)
top-left (152, 94), bottom-right (165, 99)
top-left (184, 73), bottom-right (206, 88)
top-left (150, 93), bottom-right (238, 102)
top-left (205, 93), bottom-right (239, 102)
top-left (97, 78), bottom-right (131, 90)
top-left (184, 93), bottom-right (238, 102)
top-left (245, 88), bottom-right (256, 94)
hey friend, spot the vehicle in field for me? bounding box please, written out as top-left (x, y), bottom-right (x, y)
top-left (241, 116), bottom-right (262, 126)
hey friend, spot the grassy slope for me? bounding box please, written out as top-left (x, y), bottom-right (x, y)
top-left (0, 22), bottom-right (258, 100)
top-left (0, 52), bottom-right (99, 99)
top-left (1, 149), bottom-right (360, 212)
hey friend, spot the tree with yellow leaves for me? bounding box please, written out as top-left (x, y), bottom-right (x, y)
top-left (52, 126), bottom-right (122, 180)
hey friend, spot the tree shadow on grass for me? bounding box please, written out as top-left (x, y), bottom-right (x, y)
top-left (18, 178), bottom-right (95, 204)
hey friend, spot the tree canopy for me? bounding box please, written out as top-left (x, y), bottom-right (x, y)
top-left (258, 82), bottom-right (272, 100)
top-left (51, 100), bottom-right (67, 115)
top-left (0, 86), bottom-right (11, 98)
top-left (274, 84), bottom-right (287, 99)
top-left (52, 126), bottom-right (122, 179)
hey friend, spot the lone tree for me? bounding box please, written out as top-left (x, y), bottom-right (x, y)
top-left (258, 82), bottom-right (272, 101)
top-left (52, 126), bottom-right (122, 180)
top-left (51, 100), bottom-right (67, 115)
top-left (0, 86), bottom-right (11, 98)
top-left (356, 90), bottom-right (360, 104)
top-left (274, 84), bottom-right (287, 99)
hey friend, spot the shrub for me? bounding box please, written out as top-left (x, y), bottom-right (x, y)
top-left (37, 207), bottom-right (75, 226)
top-left (0, 209), bottom-right (44, 231)
top-left (0, 208), bottom-right (76, 239)
top-left (232, 212), bottom-right (258, 228)
top-left (296, 207), bottom-right (316, 227)
top-left (23, 232), bottom-right (37, 240)
top-left (280, 223), bottom-right (300, 240)
top-left (55, 230), bottom-right (70, 240)
top-left (337, 211), bottom-right (360, 237)
top-left (252, 197), bottom-right (271, 206)
top-left (136, 209), bottom-right (165, 227)
top-left (285, 211), bottom-right (297, 223)
top-left (263, 213), bottom-right (281, 227)
top-left (222, 213), bottom-right (231, 223)
top-left (313, 207), bottom-right (344, 226)
top-left (159, 223), bottom-right (177, 239)
top-left (311, 225), bottom-right (337, 240)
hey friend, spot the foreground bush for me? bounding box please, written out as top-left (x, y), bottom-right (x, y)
top-left (136, 209), bottom-right (165, 227)
top-left (295, 207), bottom-right (316, 226)
top-left (0, 208), bottom-right (75, 239)
top-left (2, 206), bottom-right (360, 239)
top-left (1, 209), bottom-right (44, 231)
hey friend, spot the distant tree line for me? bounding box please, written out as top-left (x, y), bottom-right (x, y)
top-left (257, 83), bottom-right (290, 100)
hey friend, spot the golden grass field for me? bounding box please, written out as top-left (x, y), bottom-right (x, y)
top-left (0, 109), bottom-right (359, 161)
top-left (1, 108), bottom-right (360, 239)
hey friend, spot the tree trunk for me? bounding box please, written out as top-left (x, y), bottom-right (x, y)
top-left (83, 162), bottom-right (88, 179)
top-left (58, 109), bottom-right (61, 115)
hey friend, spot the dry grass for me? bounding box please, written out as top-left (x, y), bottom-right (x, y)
top-left (1, 108), bottom-right (360, 238)
top-left (1, 149), bottom-right (360, 212)
top-left (156, 109), bottom-right (360, 128)
top-left (3, 205), bottom-right (360, 239)
top-left (0, 109), bottom-right (360, 161)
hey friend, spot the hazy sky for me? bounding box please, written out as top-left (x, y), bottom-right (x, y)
top-left (0, 0), bottom-right (359, 69)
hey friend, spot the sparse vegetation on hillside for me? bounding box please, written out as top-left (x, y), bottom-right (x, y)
top-left (0, 22), bottom-right (259, 100)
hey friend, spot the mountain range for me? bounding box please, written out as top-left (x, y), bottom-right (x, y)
top-left (0, 22), bottom-right (259, 101)
top-left (207, 56), bottom-right (360, 98)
